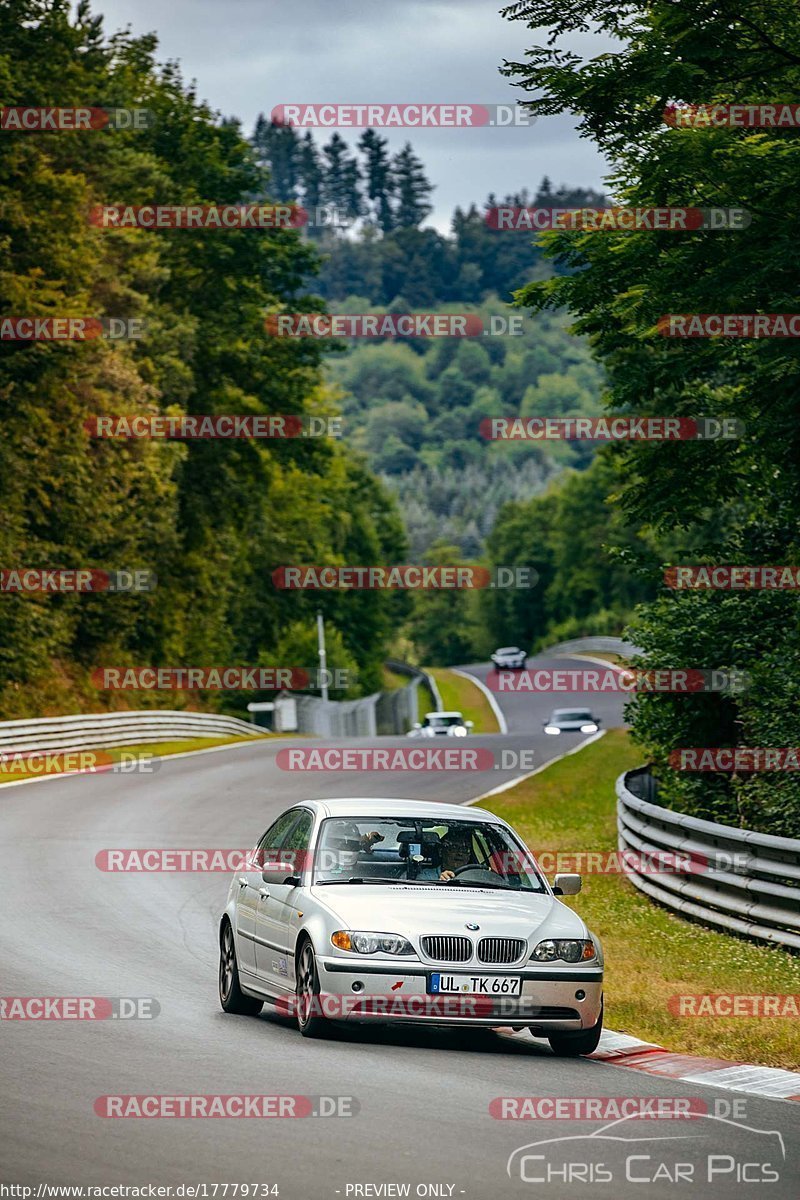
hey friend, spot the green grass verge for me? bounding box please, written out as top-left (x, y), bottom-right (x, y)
top-left (481, 728), bottom-right (800, 1069)
top-left (0, 733), bottom-right (266, 785)
top-left (427, 667), bottom-right (500, 734)
top-left (381, 666), bottom-right (410, 693)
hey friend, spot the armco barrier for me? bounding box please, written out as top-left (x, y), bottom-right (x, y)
top-left (617, 767), bottom-right (800, 950)
top-left (0, 709), bottom-right (263, 755)
top-left (547, 636), bottom-right (642, 658)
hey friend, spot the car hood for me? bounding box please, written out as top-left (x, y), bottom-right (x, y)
top-left (310, 884), bottom-right (586, 942)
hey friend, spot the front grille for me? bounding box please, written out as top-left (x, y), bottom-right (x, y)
top-left (421, 935), bottom-right (472, 962)
top-left (477, 936), bottom-right (526, 964)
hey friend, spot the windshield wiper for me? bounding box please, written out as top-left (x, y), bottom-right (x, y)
top-left (316, 876), bottom-right (409, 885)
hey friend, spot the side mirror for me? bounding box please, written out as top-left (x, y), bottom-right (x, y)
top-left (412, 722), bottom-right (421, 730)
top-left (262, 860), bottom-right (301, 885)
top-left (552, 873), bottom-right (582, 896)
top-left (465, 720), bottom-right (474, 729)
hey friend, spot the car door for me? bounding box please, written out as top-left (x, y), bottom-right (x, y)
top-left (254, 808), bottom-right (314, 992)
top-left (235, 810), bottom-right (299, 979)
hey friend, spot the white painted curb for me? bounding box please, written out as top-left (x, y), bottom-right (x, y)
top-left (451, 668), bottom-right (508, 734)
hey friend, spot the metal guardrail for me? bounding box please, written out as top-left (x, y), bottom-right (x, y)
top-left (0, 710), bottom-right (263, 754)
top-left (617, 767), bottom-right (800, 950)
top-left (547, 636), bottom-right (642, 658)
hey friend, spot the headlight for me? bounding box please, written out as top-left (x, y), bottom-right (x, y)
top-left (531, 939), bottom-right (595, 963)
top-left (580, 723), bottom-right (598, 733)
top-left (453, 726), bottom-right (467, 737)
top-left (332, 930), bottom-right (415, 955)
top-left (544, 725), bottom-right (560, 735)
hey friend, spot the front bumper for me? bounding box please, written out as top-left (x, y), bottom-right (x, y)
top-left (316, 958), bottom-right (603, 1029)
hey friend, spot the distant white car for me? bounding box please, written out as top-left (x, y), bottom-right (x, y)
top-left (407, 711), bottom-right (473, 738)
top-left (491, 646), bottom-right (527, 670)
top-left (544, 708), bottom-right (601, 735)
top-left (218, 798), bottom-right (604, 1054)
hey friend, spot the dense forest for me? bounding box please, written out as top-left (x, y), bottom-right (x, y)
top-left (0, 0), bottom-right (406, 716)
top-left (5, 0), bottom-right (798, 841)
top-left (499, 0), bottom-right (800, 836)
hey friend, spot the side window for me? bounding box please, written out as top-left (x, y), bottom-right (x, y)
top-left (281, 810), bottom-right (314, 873)
top-left (257, 811), bottom-right (300, 856)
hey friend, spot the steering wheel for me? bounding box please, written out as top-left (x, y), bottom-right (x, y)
top-left (448, 868), bottom-right (510, 888)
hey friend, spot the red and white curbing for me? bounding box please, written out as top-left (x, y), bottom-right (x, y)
top-left (591, 1030), bottom-right (800, 1103)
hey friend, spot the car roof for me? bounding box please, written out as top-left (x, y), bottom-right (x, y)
top-left (424, 710), bottom-right (463, 718)
top-left (292, 797), bottom-right (506, 823)
top-left (496, 646), bottom-right (521, 652)
top-left (552, 707), bottom-right (592, 716)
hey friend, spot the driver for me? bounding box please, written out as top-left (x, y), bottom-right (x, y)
top-left (439, 825), bottom-right (477, 880)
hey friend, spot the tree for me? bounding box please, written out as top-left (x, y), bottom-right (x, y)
top-left (501, 0), bottom-right (800, 833)
top-left (252, 115), bottom-right (299, 201)
top-left (322, 133), bottom-right (363, 222)
top-left (392, 143), bottom-right (433, 228)
top-left (358, 130), bottom-right (395, 233)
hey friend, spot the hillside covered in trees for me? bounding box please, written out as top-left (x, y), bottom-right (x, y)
top-left (0, 0), bottom-right (406, 717)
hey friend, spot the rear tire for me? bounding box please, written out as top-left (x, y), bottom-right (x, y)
top-left (547, 1001), bottom-right (603, 1057)
top-left (296, 940), bottom-right (330, 1038)
top-left (219, 921), bottom-right (263, 1015)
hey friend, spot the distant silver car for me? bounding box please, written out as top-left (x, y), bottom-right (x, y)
top-left (543, 708), bottom-right (601, 735)
top-left (407, 711), bottom-right (473, 738)
top-left (491, 646), bottom-right (527, 670)
top-left (218, 798), bottom-right (604, 1055)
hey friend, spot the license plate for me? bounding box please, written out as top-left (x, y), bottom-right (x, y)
top-left (428, 973), bottom-right (523, 996)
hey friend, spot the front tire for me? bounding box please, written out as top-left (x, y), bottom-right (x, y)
top-left (295, 940), bottom-right (330, 1038)
top-left (547, 1001), bottom-right (603, 1057)
top-left (219, 921), bottom-right (263, 1015)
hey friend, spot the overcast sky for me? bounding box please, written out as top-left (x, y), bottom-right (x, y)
top-left (88, 0), bottom-right (611, 230)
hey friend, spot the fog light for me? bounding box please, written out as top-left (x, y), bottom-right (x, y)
top-left (351, 981), bottom-right (364, 993)
top-left (575, 990), bottom-right (586, 1001)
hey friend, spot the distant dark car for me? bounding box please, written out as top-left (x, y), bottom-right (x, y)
top-left (491, 646), bottom-right (527, 670)
top-left (543, 708), bottom-right (600, 735)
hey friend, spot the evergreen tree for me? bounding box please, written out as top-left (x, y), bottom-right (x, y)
top-left (392, 143), bottom-right (433, 228)
top-left (321, 133), bottom-right (363, 222)
top-left (358, 130), bottom-right (395, 233)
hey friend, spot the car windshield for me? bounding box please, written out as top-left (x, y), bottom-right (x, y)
top-left (312, 817), bottom-right (546, 891)
top-left (555, 710), bottom-right (593, 722)
top-left (428, 715), bottom-right (463, 727)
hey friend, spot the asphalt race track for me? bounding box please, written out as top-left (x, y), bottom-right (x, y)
top-left (1, 654), bottom-right (797, 1199)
